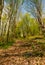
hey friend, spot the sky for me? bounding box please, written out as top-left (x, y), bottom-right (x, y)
top-left (42, 0), bottom-right (45, 17)
top-left (42, 0), bottom-right (45, 12)
top-left (22, 0), bottom-right (45, 17)
top-left (4, 0), bottom-right (45, 17)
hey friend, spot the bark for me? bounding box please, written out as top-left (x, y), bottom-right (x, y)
top-left (0, 0), bottom-right (4, 21)
top-left (36, 5), bottom-right (45, 35)
top-left (6, 10), bottom-right (12, 42)
top-left (37, 15), bottom-right (45, 34)
top-left (0, 0), bottom-right (4, 36)
top-left (6, 2), bottom-right (15, 42)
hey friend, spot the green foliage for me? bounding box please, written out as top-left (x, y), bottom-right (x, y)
top-left (15, 13), bottom-right (40, 38)
top-left (29, 18), bottom-right (40, 35)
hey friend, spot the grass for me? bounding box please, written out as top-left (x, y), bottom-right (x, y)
top-left (0, 41), bottom-right (14, 49)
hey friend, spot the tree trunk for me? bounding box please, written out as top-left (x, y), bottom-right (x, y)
top-left (0, 0), bottom-right (4, 36)
top-left (0, 0), bottom-right (4, 21)
top-left (6, 2), bottom-right (15, 42)
top-left (37, 16), bottom-right (45, 36)
top-left (36, 5), bottom-right (45, 36)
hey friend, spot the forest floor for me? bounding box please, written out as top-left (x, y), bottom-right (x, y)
top-left (0, 36), bottom-right (45, 65)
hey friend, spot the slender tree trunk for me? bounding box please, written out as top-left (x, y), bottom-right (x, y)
top-left (6, 2), bottom-right (13, 42)
top-left (0, 0), bottom-right (4, 36)
top-left (37, 16), bottom-right (45, 35)
top-left (6, 11), bottom-right (12, 42)
top-left (6, 22), bottom-right (10, 42)
top-left (0, 0), bottom-right (4, 22)
top-left (36, 5), bottom-right (45, 35)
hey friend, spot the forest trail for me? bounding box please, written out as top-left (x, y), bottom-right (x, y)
top-left (0, 38), bottom-right (45, 65)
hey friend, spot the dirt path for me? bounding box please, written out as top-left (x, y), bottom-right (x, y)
top-left (0, 39), bottom-right (45, 65)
